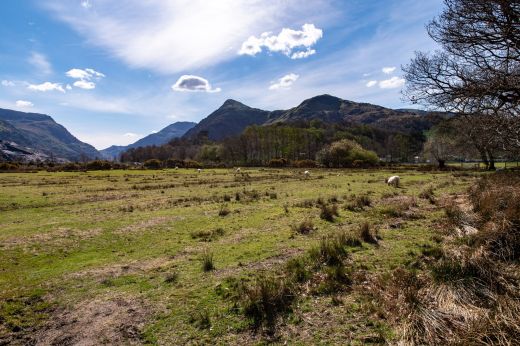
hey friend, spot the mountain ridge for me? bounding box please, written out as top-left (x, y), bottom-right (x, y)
top-left (100, 121), bottom-right (196, 159)
top-left (0, 108), bottom-right (100, 161)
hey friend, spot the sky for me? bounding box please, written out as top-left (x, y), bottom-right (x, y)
top-left (0, 0), bottom-right (444, 150)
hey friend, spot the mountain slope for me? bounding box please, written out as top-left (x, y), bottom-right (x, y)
top-left (182, 95), bottom-right (448, 143)
top-left (0, 108), bottom-right (100, 161)
top-left (267, 94), bottom-right (448, 134)
top-left (182, 99), bottom-right (270, 140)
top-left (101, 121), bottom-right (196, 159)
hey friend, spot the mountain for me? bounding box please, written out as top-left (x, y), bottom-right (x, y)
top-left (101, 121), bottom-right (196, 159)
top-left (267, 94), bottom-right (448, 133)
top-left (182, 99), bottom-right (270, 140)
top-left (183, 95), bottom-right (449, 141)
top-left (0, 108), bottom-right (100, 161)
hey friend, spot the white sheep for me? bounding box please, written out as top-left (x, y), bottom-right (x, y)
top-left (174, 166), bottom-right (179, 170)
top-left (236, 167), bottom-right (241, 173)
top-left (386, 175), bottom-right (400, 187)
top-left (304, 170), bottom-right (310, 178)
top-left (197, 168), bottom-right (202, 173)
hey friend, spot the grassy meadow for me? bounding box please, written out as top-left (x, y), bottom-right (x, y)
top-left (0, 168), bottom-right (479, 344)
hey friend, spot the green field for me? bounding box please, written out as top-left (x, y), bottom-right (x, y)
top-left (0, 168), bottom-right (478, 344)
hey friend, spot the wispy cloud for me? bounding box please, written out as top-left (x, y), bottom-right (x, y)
top-left (44, 1), bottom-right (331, 74)
top-left (366, 80), bottom-right (377, 87)
top-left (27, 52), bottom-right (52, 75)
top-left (1, 80), bottom-right (15, 87)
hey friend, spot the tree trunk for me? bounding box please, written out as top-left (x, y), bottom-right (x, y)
top-left (478, 149), bottom-right (489, 169)
top-left (487, 150), bottom-right (496, 170)
top-left (438, 159), bottom-right (446, 169)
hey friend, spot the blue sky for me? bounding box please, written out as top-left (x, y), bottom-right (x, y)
top-left (0, 0), bottom-right (443, 149)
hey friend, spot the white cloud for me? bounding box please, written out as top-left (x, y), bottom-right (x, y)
top-left (44, 1), bottom-right (330, 74)
top-left (239, 24), bottom-right (323, 59)
top-left (66, 68), bottom-right (105, 89)
top-left (172, 75), bottom-right (221, 93)
top-left (1, 80), bottom-right (15, 87)
top-left (66, 84), bottom-right (72, 90)
top-left (73, 80), bottom-right (96, 90)
top-left (27, 82), bottom-right (65, 92)
top-left (151, 130), bottom-right (158, 133)
top-left (290, 48), bottom-right (316, 59)
top-left (81, 0), bottom-right (91, 9)
top-left (124, 132), bottom-right (140, 137)
top-left (269, 73), bottom-right (299, 90)
top-left (379, 76), bottom-right (405, 89)
top-left (382, 66), bottom-right (396, 74)
top-left (16, 100), bottom-right (34, 108)
top-left (28, 52), bottom-right (52, 75)
top-left (366, 80), bottom-right (377, 87)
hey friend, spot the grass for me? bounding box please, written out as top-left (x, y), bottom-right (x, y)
top-left (0, 168), bottom-right (477, 344)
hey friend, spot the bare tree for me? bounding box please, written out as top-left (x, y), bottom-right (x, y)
top-left (403, 0), bottom-right (520, 161)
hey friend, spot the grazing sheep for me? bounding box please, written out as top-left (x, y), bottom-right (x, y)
top-left (174, 166), bottom-right (179, 170)
top-left (236, 167), bottom-right (241, 173)
top-left (197, 168), bottom-right (202, 173)
top-left (304, 170), bottom-right (310, 178)
top-left (386, 175), bottom-right (400, 187)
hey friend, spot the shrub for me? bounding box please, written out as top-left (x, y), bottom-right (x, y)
top-left (320, 204), bottom-right (339, 222)
top-left (285, 257), bottom-right (311, 283)
top-left (86, 160), bottom-right (114, 170)
top-left (292, 159), bottom-right (318, 168)
top-left (268, 158), bottom-right (288, 167)
top-left (317, 139), bottom-right (379, 168)
top-left (142, 159), bottom-right (161, 169)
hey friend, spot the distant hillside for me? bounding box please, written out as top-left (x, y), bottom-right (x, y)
top-left (182, 95), bottom-right (449, 141)
top-left (101, 121), bottom-right (196, 159)
top-left (182, 99), bottom-right (270, 140)
top-left (267, 94), bottom-right (448, 134)
top-left (0, 108), bottom-right (100, 161)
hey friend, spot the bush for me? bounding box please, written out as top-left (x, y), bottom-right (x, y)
top-left (317, 139), bottom-right (379, 168)
top-left (268, 158), bottom-right (288, 167)
top-left (292, 159), bottom-right (318, 168)
top-left (86, 160), bottom-right (114, 170)
top-left (143, 159), bottom-right (162, 169)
